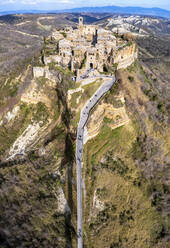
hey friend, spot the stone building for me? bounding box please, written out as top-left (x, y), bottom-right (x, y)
top-left (44, 16), bottom-right (138, 79)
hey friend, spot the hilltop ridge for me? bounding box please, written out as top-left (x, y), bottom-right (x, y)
top-left (0, 5), bottom-right (170, 18)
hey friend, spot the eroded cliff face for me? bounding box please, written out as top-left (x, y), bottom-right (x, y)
top-left (85, 94), bottom-right (129, 142)
top-left (114, 43), bottom-right (138, 69)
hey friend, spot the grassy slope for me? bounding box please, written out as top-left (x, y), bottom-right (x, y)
top-left (70, 79), bottom-right (103, 128)
top-left (82, 61), bottom-right (170, 248)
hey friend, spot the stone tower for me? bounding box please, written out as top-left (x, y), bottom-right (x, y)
top-left (79, 16), bottom-right (83, 27)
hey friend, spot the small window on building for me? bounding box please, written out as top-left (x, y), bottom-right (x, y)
top-left (90, 63), bottom-right (93, 69)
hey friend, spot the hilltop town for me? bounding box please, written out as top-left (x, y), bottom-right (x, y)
top-left (0, 12), bottom-right (169, 248)
top-left (33, 17), bottom-right (138, 80)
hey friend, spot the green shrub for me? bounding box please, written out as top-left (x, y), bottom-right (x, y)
top-left (48, 62), bottom-right (56, 70)
top-left (152, 94), bottom-right (158, 101)
top-left (113, 63), bottom-right (118, 71)
top-left (37, 77), bottom-right (47, 85)
top-left (157, 102), bottom-right (165, 112)
top-left (33, 102), bottom-right (49, 122)
top-left (126, 41), bottom-right (133, 47)
top-left (60, 32), bottom-right (67, 38)
top-left (103, 117), bottom-right (112, 124)
top-left (128, 76), bottom-right (134, 82)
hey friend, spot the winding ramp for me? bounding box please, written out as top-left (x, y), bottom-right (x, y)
top-left (76, 75), bottom-right (116, 248)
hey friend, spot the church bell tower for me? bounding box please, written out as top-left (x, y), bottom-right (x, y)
top-left (78, 16), bottom-right (83, 31)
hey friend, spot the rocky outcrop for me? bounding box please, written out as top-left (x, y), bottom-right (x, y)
top-left (0, 106), bottom-right (20, 126)
top-left (91, 189), bottom-right (105, 217)
top-left (33, 67), bottom-right (45, 78)
top-left (33, 66), bottom-right (56, 82)
top-left (86, 104), bottom-right (104, 139)
top-left (52, 30), bottom-right (64, 41)
top-left (21, 80), bottom-right (52, 107)
top-left (44, 55), bottom-right (62, 65)
top-left (114, 43), bottom-right (138, 69)
top-left (67, 87), bottom-right (84, 101)
top-left (85, 94), bottom-right (129, 142)
top-left (57, 187), bottom-right (71, 214)
top-left (8, 122), bottom-right (47, 159)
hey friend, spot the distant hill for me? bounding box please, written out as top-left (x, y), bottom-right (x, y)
top-left (0, 10), bottom-right (49, 16)
top-left (0, 6), bottom-right (170, 18)
top-left (63, 6), bottom-right (170, 18)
